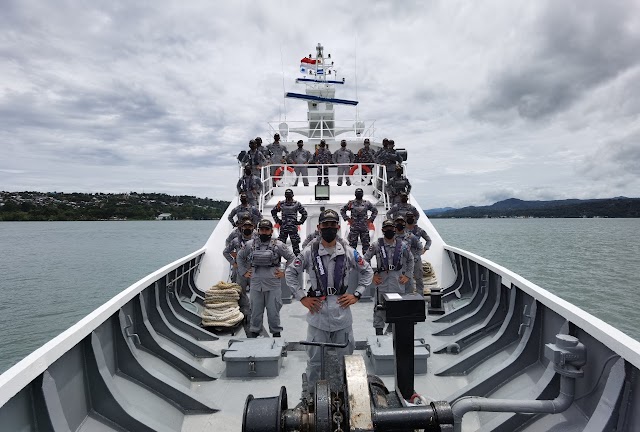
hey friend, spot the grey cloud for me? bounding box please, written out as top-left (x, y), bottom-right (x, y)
top-left (471, 0), bottom-right (640, 122)
top-left (580, 131), bottom-right (640, 183)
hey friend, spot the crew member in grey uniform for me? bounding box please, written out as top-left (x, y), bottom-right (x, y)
top-left (387, 165), bottom-right (411, 204)
top-left (386, 192), bottom-right (420, 222)
top-left (313, 139), bottom-right (333, 185)
top-left (285, 209), bottom-right (373, 392)
top-left (237, 219), bottom-right (295, 338)
top-left (287, 140), bottom-right (312, 186)
top-left (271, 189), bottom-right (307, 255)
top-left (237, 166), bottom-right (263, 206)
top-left (255, 136), bottom-right (271, 162)
top-left (355, 138), bottom-right (375, 185)
top-left (266, 133), bottom-right (289, 186)
top-left (301, 229), bottom-right (320, 249)
top-left (380, 139), bottom-right (403, 181)
top-left (374, 138), bottom-right (389, 189)
top-left (406, 210), bottom-right (431, 295)
top-left (227, 193), bottom-right (262, 226)
top-left (340, 188), bottom-right (378, 252)
top-left (241, 139), bottom-right (267, 177)
top-left (333, 139), bottom-right (355, 186)
top-left (223, 218), bottom-right (256, 318)
top-left (364, 219), bottom-right (414, 335)
top-left (392, 215), bottom-right (421, 294)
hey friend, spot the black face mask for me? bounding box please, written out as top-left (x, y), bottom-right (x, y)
top-left (355, 193), bottom-right (363, 200)
top-left (243, 228), bottom-right (253, 236)
top-left (241, 199), bottom-right (248, 205)
top-left (285, 194), bottom-right (293, 201)
top-left (383, 230), bottom-right (395, 239)
top-left (259, 234), bottom-right (271, 242)
top-left (297, 145), bottom-right (303, 148)
top-left (395, 224), bottom-right (406, 231)
top-left (245, 170), bottom-right (252, 176)
top-left (406, 217), bottom-right (415, 224)
top-left (321, 227), bottom-right (338, 243)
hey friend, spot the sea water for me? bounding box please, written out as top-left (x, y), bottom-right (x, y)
top-left (0, 218), bottom-right (638, 373)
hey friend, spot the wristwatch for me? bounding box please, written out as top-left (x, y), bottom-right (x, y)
top-left (353, 291), bottom-right (362, 300)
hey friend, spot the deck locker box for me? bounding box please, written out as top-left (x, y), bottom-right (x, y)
top-left (366, 335), bottom-right (430, 376)
top-left (222, 338), bottom-right (286, 377)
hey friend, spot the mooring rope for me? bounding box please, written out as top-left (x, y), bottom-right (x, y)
top-left (201, 281), bottom-right (244, 327)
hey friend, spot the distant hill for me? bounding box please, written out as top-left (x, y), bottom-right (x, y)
top-left (427, 197), bottom-right (640, 218)
top-left (424, 207), bottom-right (456, 215)
top-left (0, 191), bottom-right (231, 221)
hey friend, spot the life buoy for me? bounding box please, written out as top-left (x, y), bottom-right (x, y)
top-left (348, 164), bottom-right (372, 176)
top-left (273, 165), bottom-right (295, 182)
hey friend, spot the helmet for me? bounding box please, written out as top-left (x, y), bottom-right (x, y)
top-left (319, 139), bottom-right (326, 147)
top-left (297, 140), bottom-right (303, 146)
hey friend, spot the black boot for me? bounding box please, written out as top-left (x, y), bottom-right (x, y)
top-left (375, 328), bottom-right (383, 336)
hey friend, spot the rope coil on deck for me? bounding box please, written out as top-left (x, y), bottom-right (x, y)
top-left (422, 261), bottom-right (438, 294)
top-left (201, 281), bottom-right (244, 327)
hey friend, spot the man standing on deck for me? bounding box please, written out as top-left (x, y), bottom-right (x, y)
top-left (223, 218), bottom-right (256, 319)
top-left (313, 139), bottom-right (333, 185)
top-left (242, 139), bottom-right (267, 177)
top-left (287, 140), bottom-right (312, 186)
top-left (285, 208), bottom-right (373, 393)
top-left (271, 189), bottom-right (307, 255)
top-left (364, 219), bottom-right (414, 335)
top-left (340, 188), bottom-right (378, 253)
top-left (237, 219), bottom-right (295, 338)
top-left (387, 165), bottom-right (411, 204)
top-left (392, 215), bottom-right (421, 293)
top-left (227, 193), bottom-right (262, 227)
top-left (355, 138), bottom-right (375, 185)
top-left (237, 166), bottom-right (263, 206)
top-left (267, 134), bottom-right (289, 186)
top-left (386, 192), bottom-right (420, 222)
top-left (406, 210), bottom-right (431, 295)
top-left (333, 139), bottom-right (355, 186)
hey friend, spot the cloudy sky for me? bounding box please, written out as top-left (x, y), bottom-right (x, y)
top-left (2, 0), bottom-right (639, 209)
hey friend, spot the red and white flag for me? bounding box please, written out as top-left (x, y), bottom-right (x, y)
top-left (300, 57), bottom-right (316, 73)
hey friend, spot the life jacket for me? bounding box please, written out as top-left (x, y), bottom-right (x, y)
top-left (250, 239), bottom-right (279, 267)
top-left (377, 238), bottom-right (403, 272)
top-left (308, 238), bottom-right (348, 297)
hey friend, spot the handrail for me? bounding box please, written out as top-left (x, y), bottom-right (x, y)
top-left (0, 248), bottom-right (207, 407)
top-left (444, 244), bottom-right (640, 370)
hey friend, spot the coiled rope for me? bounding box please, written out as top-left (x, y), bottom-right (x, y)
top-left (201, 281), bottom-right (245, 327)
top-left (422, 261), bottom-right (438, 295)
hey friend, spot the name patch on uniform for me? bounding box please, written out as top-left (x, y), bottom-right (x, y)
top-left (316, 255), bottom-right (326, 275)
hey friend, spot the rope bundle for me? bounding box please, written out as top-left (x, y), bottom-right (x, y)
top-left (201, 281), bottom-right (244, 327)
top-left (422, 261), bottom-right (438, 295)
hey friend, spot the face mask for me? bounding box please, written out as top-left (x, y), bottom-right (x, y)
top-left (383, 230), bottom-right (395, 239)
top-left (321, 227), bottom-right (338, 243)
top-left (285, 194), bottom-right (293, 201)
top-left (355, 193), bottom-right (363, 200)
top-left (259, 234), bottom-right (271, 242)
top-left (395, 224), bottom-right (406, 231)
top-left (298, 144), bottom-right (303, 148)
top-left (243, 228), bottom-right (253, 236)
top-left (245, 170), bottom-right (252, 176)
top-left (406, 217), bottom-right (415, 224)
top-left (241, 199), bottom-right (248, 205)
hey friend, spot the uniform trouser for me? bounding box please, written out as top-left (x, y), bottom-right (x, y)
top-left (317, 166), bottom-right (329, 185)
top-left (293, 166), bottom-right (309, 186)
top-left (279, 227), bottom-right (301, 255)
top-left (413, 257), bottom-right (424, 295)
top-left (237, 274), bottom-right (251, 318)
top-left (336, 166), bottom-right (351, 185)
top-left (347, 228), bottom-right (370, 251)
top-left (249, 288), bottom-right (283, 334)
top-left (306, 325), bottom-right (354, 393)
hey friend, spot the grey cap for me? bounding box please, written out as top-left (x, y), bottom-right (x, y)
top-left (258, 219), bottom-right (273, 229)
top-left (393, 215), bottom-right (406, 222)
top-left (318, 209), bottom-right (340, 223)
top-left (382, 219), bottom-right (395, 228)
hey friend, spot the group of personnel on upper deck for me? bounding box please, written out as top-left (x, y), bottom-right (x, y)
top-left (238, 134), bottom-right (413, 204)
top-left (223, 196), bottom-right (431, 390)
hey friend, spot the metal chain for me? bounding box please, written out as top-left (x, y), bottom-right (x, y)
top-left (331, 393), bottom-right (345, 432)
